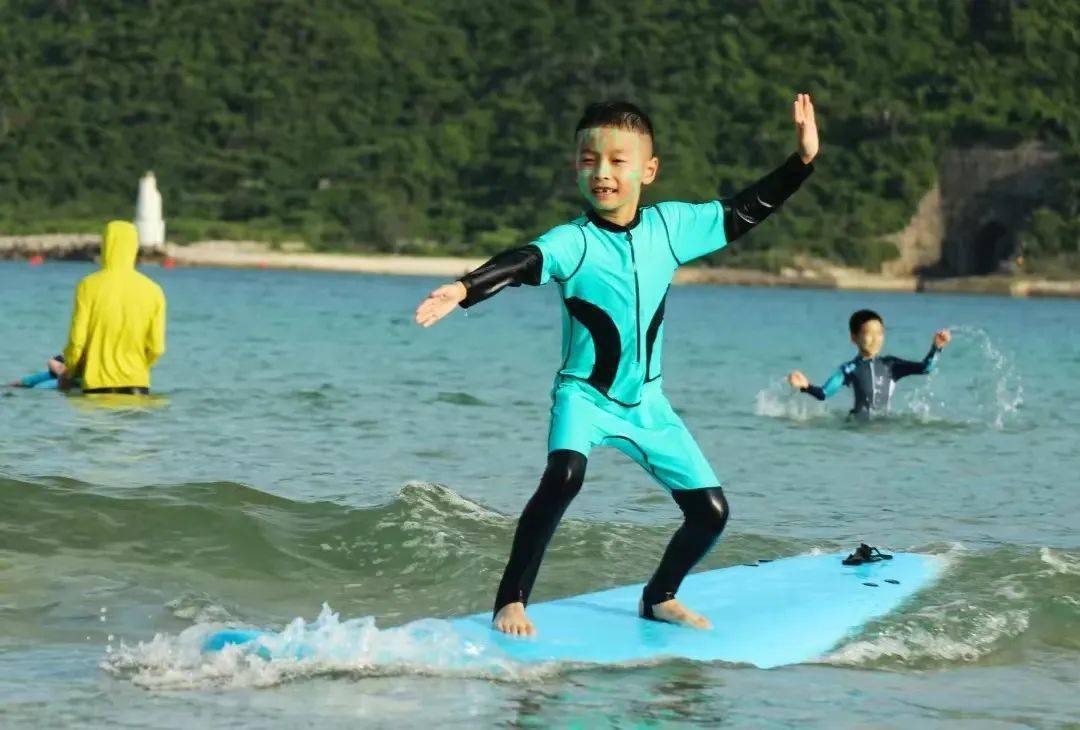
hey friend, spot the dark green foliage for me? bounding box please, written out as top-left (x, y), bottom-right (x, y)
top-left (1020, 149), bottom-right (1080, 266)
top-left (0, 0), bottom-right (1076, 269)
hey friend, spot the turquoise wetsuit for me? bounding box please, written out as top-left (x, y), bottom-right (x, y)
top-left (535, 202), bottom-right (729, 489)
top-left (19, 370), bottom-right (58, 389)
top-left (458, 153), bottom-right (813, 614)
top-left (16, 354), bottom-right (66, 389)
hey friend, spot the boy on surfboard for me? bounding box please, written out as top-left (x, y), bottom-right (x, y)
top-left (415, 96), bottom-right (819, 636)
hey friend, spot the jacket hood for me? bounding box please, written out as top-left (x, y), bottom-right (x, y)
top-left (102, 220), bottom-right (138, 270)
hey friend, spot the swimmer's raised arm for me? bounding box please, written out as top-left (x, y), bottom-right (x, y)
top-left (889, 329), bottom-right (951, 380)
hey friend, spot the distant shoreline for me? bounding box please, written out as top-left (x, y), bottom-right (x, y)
top-left (167, 240), bottom-right (488, 279)
top-left (677, 265), bottom-right (1080, 299)
top-left (3, 235), bottom-right (1079, 298)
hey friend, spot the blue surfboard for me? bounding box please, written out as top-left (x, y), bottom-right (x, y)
top-left (204, 551), bottom-right (940, 669)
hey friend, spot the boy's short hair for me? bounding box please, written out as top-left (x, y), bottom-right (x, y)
top-left (575, 101), bottom-right (655, 147)
top-left (849, 309), bottom-right (883, 335)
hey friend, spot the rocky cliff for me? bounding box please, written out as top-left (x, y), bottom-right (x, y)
top-left (887, 143), bottom-right (1062, 276)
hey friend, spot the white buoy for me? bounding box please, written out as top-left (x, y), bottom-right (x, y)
top-left (134, 171), bottom-right (165, 247)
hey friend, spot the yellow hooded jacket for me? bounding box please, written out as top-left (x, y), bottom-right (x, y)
top-left (63, 221), bottom-right (167, 390)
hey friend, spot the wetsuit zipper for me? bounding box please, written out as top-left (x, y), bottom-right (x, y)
top-left (627, 230), bottom-right (641, 362)
top-left (868, 358), bottom-right (876, 409)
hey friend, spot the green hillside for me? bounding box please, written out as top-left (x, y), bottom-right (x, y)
top-left (1, 0), bottom-right (1076, 270)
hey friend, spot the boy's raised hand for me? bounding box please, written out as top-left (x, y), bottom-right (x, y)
top-left (933, 329), bottom-right (952, 349)
top-left (415, 281), bottom-right (467, 328)
top-left (787, 370), bottom-right (809, 390)
top-left (794, 93), bottom-right (819, 164)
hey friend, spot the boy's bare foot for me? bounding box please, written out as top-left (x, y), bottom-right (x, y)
top-left (640, 598), bottom-right (712, 629)
top-left (492, 601), bottom-right (535, 636)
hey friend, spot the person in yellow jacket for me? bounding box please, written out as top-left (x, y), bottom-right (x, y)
top-left (60, 220), bottom-right (166, 394)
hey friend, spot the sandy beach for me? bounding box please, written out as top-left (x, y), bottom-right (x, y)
top-left (3, 235), bottom-right (1079, 298)
top-left (165, 240), bottom-right (488, 278)
top-left (160, 242), bottom-right (1080, 297)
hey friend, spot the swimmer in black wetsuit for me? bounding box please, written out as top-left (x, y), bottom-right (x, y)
top-left (787, 309), bottom-right (951, 416)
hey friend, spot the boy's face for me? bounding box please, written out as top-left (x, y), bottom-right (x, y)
top-left (575, 126), bottom-right (658, 216)
top-left (852, 319), bottom-right (885, 357)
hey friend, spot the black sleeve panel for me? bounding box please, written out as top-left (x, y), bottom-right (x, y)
top-left (889, 346), bottom-right (941, 380)
top-left (722, 154), bottom-right (814, 244)
top-left (458, 245), bottom-right (544, 309)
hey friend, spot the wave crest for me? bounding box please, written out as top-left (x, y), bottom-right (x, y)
top-left (103, 604), bottom-right (551, 690)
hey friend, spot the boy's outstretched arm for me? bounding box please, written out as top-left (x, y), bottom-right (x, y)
top-left (415, 282), bottom-right (466, 328)
top-left (788, 367), bottom-right (844, 401)
top-left (722, 93), bottom-right (819, 244)
top-left (414, 245), bottom-right (543, 328)
top-left (891, 329), bottom-right (951, 380)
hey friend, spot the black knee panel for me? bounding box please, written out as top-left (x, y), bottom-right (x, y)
top-left (492, 450), bottom-right (588, 614)
top-left (538, 449), bottom-right (587, 501)
top-left (672, 487), bottom-right (729, 536)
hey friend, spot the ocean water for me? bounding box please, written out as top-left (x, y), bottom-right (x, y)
top-left (1, 260), bottom-right (1077, 728)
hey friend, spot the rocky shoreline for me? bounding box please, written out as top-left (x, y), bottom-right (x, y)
top-left (3, 234), bottom-right (1078, 298)
top-left (0, 234), bottom-right (110, 261)
top-left (678, 265), bottom-right (1080, 298)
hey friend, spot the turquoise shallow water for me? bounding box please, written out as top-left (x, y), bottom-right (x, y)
top-left (1, 260), bottom-right (1078, 727)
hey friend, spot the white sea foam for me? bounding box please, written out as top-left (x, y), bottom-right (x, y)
top-left (820, 543), bottom-right (1063, 668)
top-left (824, 608), bottom-right (1030, 665)
top-left (103, 603), bottom-right (553, 690)
top-left (1039, 547), bottom-right (1080, 576)
top-left (314, 481), bottom-right (505, 564)
top-left (396, 481), bottom-right (504, 524)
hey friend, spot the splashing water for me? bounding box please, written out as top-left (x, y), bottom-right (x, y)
top-left (753, 379), bottom-right (830, 421)
top-left (102, 604), bottom-right (548, 690)
top-left (902, 325), bottom-right (1023, 429)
